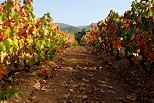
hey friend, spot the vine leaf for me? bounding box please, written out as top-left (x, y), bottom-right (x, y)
top-left (0, 65), bottom-right (7, 80)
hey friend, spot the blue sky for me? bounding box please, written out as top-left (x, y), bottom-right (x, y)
top-left (32, 0), bottom-right (134, 26)
top-left (1, 0), bottom-right (134, 26)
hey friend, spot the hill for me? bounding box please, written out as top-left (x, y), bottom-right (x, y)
top-left (59, 23), bottom-right (97, 34)
top-left (59, 23), bottom-right (72, 30)
top-left (78, 25), bottom-right (88, 29)
top-left (77, 23), bottom-right (97, 30)
top-left (61, 26), bottom-right (82, 34)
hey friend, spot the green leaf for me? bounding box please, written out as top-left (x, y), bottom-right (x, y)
top-left (5, 27), bottom-right (11, 36)
top-left (3, 40), bottom-right (10, 50)
top-left (2, 14), bottom-right (6, 22)
top-left (0, 42), bottom-right (6, 52)
top-left (29, 58), bottom-right (34, 65)
top-left (0, 91), bottom-right (3, 100)
top-left (0, 86), bottom-right (19, 100)
top-left (40, 51), bottom-right (46, 60)
top-left (49, 54), bottom-right (54, 60)
top-left (13, 88), bottom-right (20, 96)
top-left (34, 55), bottom-right (39, 63)
top-left (40, 44), bottom-right (44, 50)
top-left (148, 9), bottom-right (153, 17)
top-left (6, 0), bottom-right (14, 7)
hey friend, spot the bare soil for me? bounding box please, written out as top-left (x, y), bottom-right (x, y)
top-left (1, 46), bottom-right (153, 103)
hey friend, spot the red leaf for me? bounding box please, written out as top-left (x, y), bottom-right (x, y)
top-left (40, 70), bottom-right (48, 76)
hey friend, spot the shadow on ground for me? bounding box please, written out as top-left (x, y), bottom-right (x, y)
top-left (6, 46), bottom-right (135, 103)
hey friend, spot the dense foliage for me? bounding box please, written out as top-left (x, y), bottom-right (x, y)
top-left (0, 0), bottom-right (78, 100)
top-left (0, 0), bottom-right (153, 101)
top-left (61, 26), bottom-right (82, 34)
top-left (0, 86), bottom-right (19, 100)
top-left (82, 0), bottom-right (154, 73)
top-left (74, 28), bottom-right (87, 45)
top-left (0, 0), bottom-right (77, 79)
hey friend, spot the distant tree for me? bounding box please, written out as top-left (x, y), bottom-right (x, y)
top-left (75, 28), bottom-right (87, 45)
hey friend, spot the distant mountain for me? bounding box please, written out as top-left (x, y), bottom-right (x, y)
top-left (77, 23), bottom-right (97, 30)
top-left (59, 23), bottom-right (97, 34)
top-left (59, 23), bottom-right (72, 30)
top-left (61, 26), bottom-right (82, 34)
top-left (78, 25), bottom-right (89, 29)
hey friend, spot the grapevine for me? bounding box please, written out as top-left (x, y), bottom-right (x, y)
top-left (82, 0), bottom-right (154, 74)
top-left (0, 0), bottom-right (77, 80)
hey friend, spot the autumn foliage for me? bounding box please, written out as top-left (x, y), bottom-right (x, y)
top-left (0, 0), bottom-right (77, 80)
top-left (82, 0), bottom-right (154, 73)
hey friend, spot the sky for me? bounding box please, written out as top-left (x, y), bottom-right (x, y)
top-left (1, 0), bottom-right (134, 26)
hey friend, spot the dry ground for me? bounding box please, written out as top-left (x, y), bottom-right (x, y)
top-left (2, 46), bottom-right (151, 103)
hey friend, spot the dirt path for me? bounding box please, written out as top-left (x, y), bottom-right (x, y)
top-left (7, 46), bottom-right (134, 103)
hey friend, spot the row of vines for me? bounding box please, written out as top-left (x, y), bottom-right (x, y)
top-left (0, 0), bottom-right (77, 80)
top-left (82, 0), bottom-right (154, 74)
